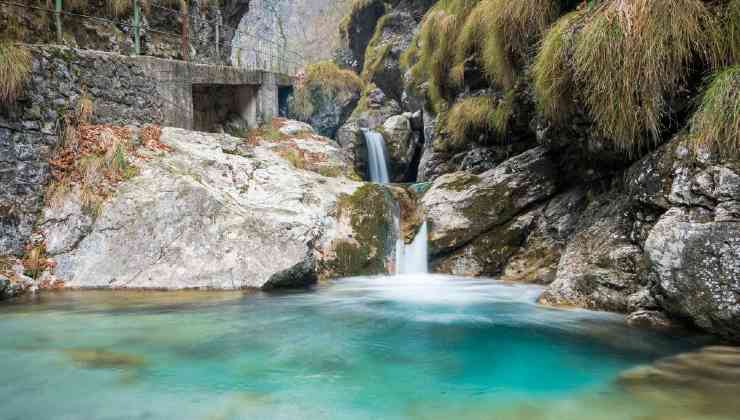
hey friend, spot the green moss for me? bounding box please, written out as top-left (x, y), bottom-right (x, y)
top-left (690, 65), bottom-right (740, 160)
top-left (340, 0), bottom-right (387, 41)
top-left (331, 184), bottom-right (393, 276)
top-left (317, 165), bottom-right (344, 178)
top-left (439, 173), bottom-right (481, 192)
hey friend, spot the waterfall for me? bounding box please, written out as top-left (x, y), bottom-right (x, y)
top-left (396, 222), bottom-right (429, 274)
top-left (362, 129), bottom-right (390, 183)
top-left (361, 128), bottom-right (428, 275)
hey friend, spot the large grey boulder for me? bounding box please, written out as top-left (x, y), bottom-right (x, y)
top-left (645, 207), bottom-right (740, 342)
top-left (381, 114), bottom-right (421, 182)
top-left (539, 194), bottom-right (655, 313)
top-left (421, 146), bottom-right (558, 256)
top-left (40, 126), bottom-right (395, 290)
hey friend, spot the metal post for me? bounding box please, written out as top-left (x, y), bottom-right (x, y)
top-left (180, 0), bottom-right (189, 62)
top-left (55, 0), bottom-right (62, 44)
top-left (215, 15), bottom-right (221, 62)
top-left (133, 0), bottom-right (141, 55)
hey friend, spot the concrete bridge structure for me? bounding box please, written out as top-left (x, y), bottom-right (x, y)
top-left (136, 55), bottom-right (294, 132)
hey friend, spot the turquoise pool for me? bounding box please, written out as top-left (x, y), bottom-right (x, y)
top-left (0, 275), bottom-right (727, 420)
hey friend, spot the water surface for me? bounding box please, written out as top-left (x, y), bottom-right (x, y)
top-left (0, 275), bottom-right (729, 420)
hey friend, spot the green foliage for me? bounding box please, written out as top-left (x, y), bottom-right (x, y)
top-left (291, 61), bottom-right (363, 120)
top-left (361, 15), bottom-right (394, 83)
top-left (439, 93), bottom-right (513, 152)
top-left (690, 66), bottom-right (740, 160)
top-left (534, 0), bottom-right (723, 155)
top-left (726, 0), bottom-right (740, 64)
top-left (531, 11), bottom-right (581, 121)
top-left (0, 40), bottom-right (32, 104)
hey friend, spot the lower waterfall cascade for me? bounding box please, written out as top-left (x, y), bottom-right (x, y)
top-left (395, 222), bottom-right (429, 274)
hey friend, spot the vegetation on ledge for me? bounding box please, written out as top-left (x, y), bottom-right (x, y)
top-left (439, 93), bottom-right (513, 152)
top-left (0, 40), bottom-right (31, 104)
top-left (691, 65), bottom-right (740, 159)
top-left (532, 0), bottom-right (739, 156)
top-left (290, 61), bottom-right (364, 121)
top-left (402, 0), bottom-right (575, 113)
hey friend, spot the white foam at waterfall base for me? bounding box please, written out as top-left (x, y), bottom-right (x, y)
top-left (396, 222), bottom-right (429, 274)
top-left (362, 129), bottom-right (390, 183)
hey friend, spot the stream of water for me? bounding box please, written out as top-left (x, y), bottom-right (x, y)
top-left (363, 128), bottom-right (429, 275)
top-left (362, 129), bottom-right (390, 184)
top-left (0, 277), bottom-right (724, 420)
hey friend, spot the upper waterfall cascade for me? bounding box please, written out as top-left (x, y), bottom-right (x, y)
top-left (362, 129), bottom-right (390, 183)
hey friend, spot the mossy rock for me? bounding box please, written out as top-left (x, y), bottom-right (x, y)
top-left (323, 183), bottom-right (397, 277)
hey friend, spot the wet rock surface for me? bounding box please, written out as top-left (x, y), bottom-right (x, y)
top-left (421, 147), bottom-right (558, 256)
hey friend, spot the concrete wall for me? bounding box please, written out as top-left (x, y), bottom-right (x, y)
top-left (193, 84), bottom-right (258, 132)
top-left (0, 45), bottom-right (291, 256)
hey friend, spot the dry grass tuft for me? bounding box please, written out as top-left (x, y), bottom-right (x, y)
top-left (0, 40), bottom-right (32, 104)
top-left (690, 65), bottom-right (740, 160)
top-left (404, 0), bottom-right (562, 113)
top-left (534, 0), bottom-right (723, 155)
top-left (726, 0), bottom-right (740, 64)
top-left (531, 11), bottom-right (581, 121)
top-left (440, 93), bottom-right (513, 151)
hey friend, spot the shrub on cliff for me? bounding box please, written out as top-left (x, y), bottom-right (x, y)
top-left (289, 61), bottom-right (364, 138)
top-left (533, 0), bottom-right (725, 156)
top-left (691, 65), bottom-right (740, 159)
top-left (727, 0), bottom-right (740, 64)
top-left (402, 0), bottom-right (573, 113)
top-left (439, 94), bottom-right (513, 152)
top-left (0, 40), bottom-right (31, 104)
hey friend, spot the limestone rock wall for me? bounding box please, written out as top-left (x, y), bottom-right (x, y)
top-left (0, 46), bottom-right (163, 257)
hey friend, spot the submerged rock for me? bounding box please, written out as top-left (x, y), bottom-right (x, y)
top-left (66, 348), bottom-right (146, 369)
top-left (40, 125), bottom-right (394, 290)
top-left (617, 345), bottom-right (740, 417)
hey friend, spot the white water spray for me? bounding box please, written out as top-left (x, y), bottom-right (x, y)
top-left (396, 222), bottom-right (429, 274)
top-left (362, 129), bottom-right (390, 183)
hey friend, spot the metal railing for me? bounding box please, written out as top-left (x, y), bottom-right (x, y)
top-left (0, 0), bottom-right (304, 76)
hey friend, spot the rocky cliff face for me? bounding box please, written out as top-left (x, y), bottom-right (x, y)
top-left (329, 0), bottom-right (740, 342)
top-left (0, 0), bottom-right (250, 64)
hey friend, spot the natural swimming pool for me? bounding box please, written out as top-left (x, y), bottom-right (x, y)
top-left (0, 275), bottom-right (734, 420)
